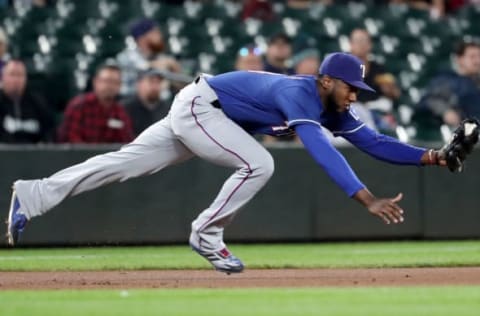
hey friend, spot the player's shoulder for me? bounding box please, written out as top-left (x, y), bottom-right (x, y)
top-left (269, 73), bottom-right (313, 85)
top-left (273, 74), bottom-right (317, 95)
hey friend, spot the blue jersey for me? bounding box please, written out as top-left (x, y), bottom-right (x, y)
top-left (206, 71), bottom-right (426, 197)
top-left (206, 71), bottom-right (363, 137)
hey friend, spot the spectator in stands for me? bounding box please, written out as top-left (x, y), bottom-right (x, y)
top-left (242, 0), bottom-right (274, 21)
top-left (0, 59), bottom-right (55, 143)
top-left (349, 28), bottom-right (400, 132)
top-left (389, 0), bottom-right (445, 19)
top-left (263, 33), bottom-right (295, 75)
top-left (116, 19), bottom-right (181, 96)
top-left (57, 61), bottom-right (133, 143)
top-left (416, 39), bottom-right (480, 127)
top-left (121, 68), bottom-right (170, 136)
top-left (291, 48), bottom-right (321, 76)
top-left (234, 45), bottom-right (263, 71)
top-left (0, 27), bottom-right (10, 80)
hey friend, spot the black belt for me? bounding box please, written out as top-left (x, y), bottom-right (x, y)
top-left (194, 76), bottom-right (222, 109)
top-left (211, 99), bottom-right (222, 109)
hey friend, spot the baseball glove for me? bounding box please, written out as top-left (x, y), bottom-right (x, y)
top-left (440, 118), bottom-right (480, 172)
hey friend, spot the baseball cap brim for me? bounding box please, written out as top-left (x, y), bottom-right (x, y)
top-left (345, 80), bottom-right (376, 93)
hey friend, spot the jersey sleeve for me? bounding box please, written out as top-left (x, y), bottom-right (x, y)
top-left (342, 125), bottom-right (427, 165)
top-left (274, 85), bottom-right (322, 129)
top-left (295, 123), bottom-right (366, 197)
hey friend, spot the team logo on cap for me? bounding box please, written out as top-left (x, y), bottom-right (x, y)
top-left (360, 64), bottom-right (366, 79)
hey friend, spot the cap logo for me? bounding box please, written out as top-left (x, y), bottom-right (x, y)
top-left (360, 64), bottom-right (366, 78)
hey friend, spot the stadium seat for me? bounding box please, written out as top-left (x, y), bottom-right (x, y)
top-left (410, 114), bottom-right (443, 143)
top-left (62, 0), bottom-right (101, 23)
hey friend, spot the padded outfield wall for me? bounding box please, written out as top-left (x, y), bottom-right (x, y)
top-left (0, 145), bottom-right (478, 246)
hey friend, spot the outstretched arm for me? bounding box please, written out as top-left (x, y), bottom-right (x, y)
top-left (295, 123), bottom-right (365, 197)
top-left (341, 125), bottom-right (445, 166)
top-left (295, 123), bottom-right (404, 224)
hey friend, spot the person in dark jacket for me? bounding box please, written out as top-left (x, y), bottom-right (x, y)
top-left (416, 40), bottom-right (480, 127)
top-left (0, 59), bottom-right (55, 143)
top-left (263, 33), bottom-right (295, 75)
top-left (121, 68), bottom-right (170, 136)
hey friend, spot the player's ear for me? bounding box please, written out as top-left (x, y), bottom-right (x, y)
top-left (318, 75), bottom-right (333, 90)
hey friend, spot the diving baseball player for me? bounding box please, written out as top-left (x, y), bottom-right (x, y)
top-left (6, 53), bottom-right (479, 273)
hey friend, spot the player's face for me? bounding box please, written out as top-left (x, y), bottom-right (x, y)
top-left (329, 79), bottom-right (359, 113)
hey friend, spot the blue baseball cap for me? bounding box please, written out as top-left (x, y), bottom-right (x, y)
top-left (319, 52), bottom-right (375, 93)
top-left (130, 19), bottom-right (158, 40)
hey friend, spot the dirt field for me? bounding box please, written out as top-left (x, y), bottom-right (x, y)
top-left (1, 267), bottom-right (480, 290)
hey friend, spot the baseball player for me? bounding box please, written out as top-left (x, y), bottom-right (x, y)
top-left (6, 52), bottom-right (478, 274)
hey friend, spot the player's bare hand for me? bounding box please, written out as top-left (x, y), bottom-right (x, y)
top-left (367, 193), bottom-right (404, 224)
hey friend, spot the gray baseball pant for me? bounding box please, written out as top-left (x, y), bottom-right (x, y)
top-left (14, 76), bottom-right (274, 251)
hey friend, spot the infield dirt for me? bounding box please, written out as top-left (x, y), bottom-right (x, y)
top-left (1, 267), bottom-right (480, 290)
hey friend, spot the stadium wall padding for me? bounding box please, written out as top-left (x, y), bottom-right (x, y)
top-left (0, 146), bottom-right (477, 246)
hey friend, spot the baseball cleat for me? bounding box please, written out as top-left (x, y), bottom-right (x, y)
top-left (190, 244), bottom-right (244, 274)
top-left (6, 190), bottom-right (28, 246)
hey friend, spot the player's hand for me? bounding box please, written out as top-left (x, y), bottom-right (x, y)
top-left (367, 193), bottom-right (404, 225)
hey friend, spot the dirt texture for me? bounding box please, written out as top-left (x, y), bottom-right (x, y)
top-left (1, 267), bottom-right (480, 290)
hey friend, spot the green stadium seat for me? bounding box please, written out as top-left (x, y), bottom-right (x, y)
top-left (52, 39), bottom-right (86, 58)
top-left (22, 5), bottom-right (56, 24)
top-left (96, 38), bottom-right (125, 59)
top-left (317, 37), bottom-right (341, 55)
top-left (62, 0), bottom-right (101, 22)
top-left (259, 22), bottom-right (285, 38)
top-left (105, 0), bottom-right (144, 24)
top-left (410, 115), bottom-right (443, 143)
top-left (54, 22), bottom-right (87, 41)
top-left (96, 22), bottom-right (126, 54)
top-left (33, 58), bottom-right (82, 110)
top-left (200, 1), bottom-right (242, 20)
top-left (282, 7), bottom-right (309, 21)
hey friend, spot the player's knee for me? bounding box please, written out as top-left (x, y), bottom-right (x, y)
top-left (253, 152), bottom-right (275, 181)
top-left (264, 153), bottom-right (275, 179)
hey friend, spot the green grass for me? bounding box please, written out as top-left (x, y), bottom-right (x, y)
top-left (2, 242), bottom-right (480, 316)
top-left (1, 287), bottom-right (480, 316)
top-left (0, 240), bottom-right (480, 271)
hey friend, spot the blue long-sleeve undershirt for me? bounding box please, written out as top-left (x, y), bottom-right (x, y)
top-left (295, 124), bottom-right (427, 197)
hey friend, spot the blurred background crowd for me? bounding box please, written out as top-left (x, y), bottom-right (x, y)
top-left (0, 0), bottom-right (479, 146)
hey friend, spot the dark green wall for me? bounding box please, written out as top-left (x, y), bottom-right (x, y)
top-left (0, 145), bottom-right (478, 246)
